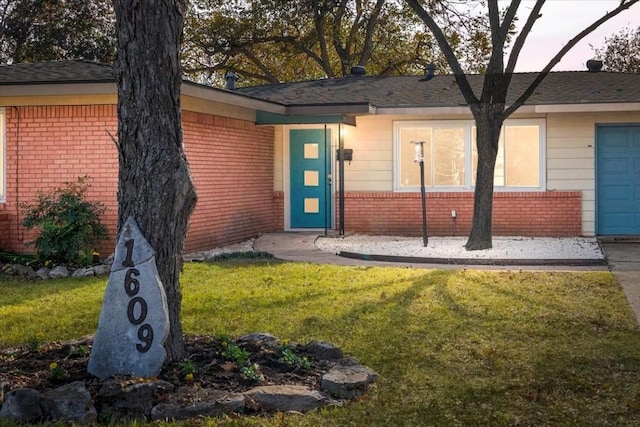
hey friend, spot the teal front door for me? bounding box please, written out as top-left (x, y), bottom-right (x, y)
top-left (597, 125), bottom-right (640, 235)
top-left (290, 129), bottom-right (332, 228)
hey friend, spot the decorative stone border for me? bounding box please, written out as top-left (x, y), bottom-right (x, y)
top-left (0, 333), bottom-right (378, 424)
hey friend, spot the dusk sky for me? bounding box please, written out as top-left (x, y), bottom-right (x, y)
top-left (506, 0), bottom-right (640, 71)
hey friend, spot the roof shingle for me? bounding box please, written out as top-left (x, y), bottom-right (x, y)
top-left (1, 60), bottom-right (639, 108)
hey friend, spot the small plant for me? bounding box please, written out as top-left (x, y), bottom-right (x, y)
top-left (20, 176), bottom-right (108, 266)
top-left (179, 358), bottom-right (197, 379)
top-left (277, 344), bottom-right (312, 371)
top-left (240, 363), bottom-right (264, 382)
top-left (221, 340), bottom-right (250, 366)
top-left (49, 362), bottom-right (64, 380)
top-left (69, 344), bottom-right (89, 357)
top-left (26, 336), bottom-right (41, 351)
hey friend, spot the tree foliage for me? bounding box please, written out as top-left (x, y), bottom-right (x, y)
top-left (405, 0), bottom-right (640, 250)
top-left (593, 26), bottom-right (640, 73)
top-left (0, 0), bottom-right (115, 65)
top-left (183, 0), bottom-right (495, 85)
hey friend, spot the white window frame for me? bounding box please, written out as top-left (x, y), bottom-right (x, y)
top-left (0, 108), bottom-right (5, 203)
top-left (393, 118), bottom-right (546, 192)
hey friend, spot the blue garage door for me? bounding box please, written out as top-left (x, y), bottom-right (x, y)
top-left (596, 125), bottom-right (640, 235)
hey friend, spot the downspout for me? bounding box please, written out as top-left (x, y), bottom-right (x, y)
top-left (338, 124), bottom-right (345, 235)
top-left (11, 106), bottom-right (23, 243)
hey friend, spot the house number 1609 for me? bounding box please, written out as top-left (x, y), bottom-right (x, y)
top-left (122, 239), bottom-right (154, 353)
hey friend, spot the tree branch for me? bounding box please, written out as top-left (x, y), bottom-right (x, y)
top-left (359, 0), bottom-right (385, 67)
top-left (504, 0), bottom-right (640, 118)
top-left (404, 0), bottom-right (479, 105)
top-left (505, 0), bottom-right (546, 74)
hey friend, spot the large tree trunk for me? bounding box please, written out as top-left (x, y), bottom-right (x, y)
top-left (466, 105), bottom-right (502, 250)
top-left (113, 0), bottom-right (197, 361)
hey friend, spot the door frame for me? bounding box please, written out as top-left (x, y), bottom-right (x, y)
top-left (284, 124), bottom-right (336, 231)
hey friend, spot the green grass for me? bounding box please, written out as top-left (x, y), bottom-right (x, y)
top-left (2, 261), bottom-right (640, 426)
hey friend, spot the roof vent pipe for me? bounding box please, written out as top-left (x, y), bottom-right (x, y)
top-left (350, 65), bottom-right (366, 76)
top-left (419, 63), bottom-right (436, 82)
top-left (225, 71), bottom-right (238, 90)
top-left (424, 63), bottom-right (436, 81)
top-left (586, 59), bottom-right (603, 72)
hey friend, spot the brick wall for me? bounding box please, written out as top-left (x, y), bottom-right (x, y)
top-left (1, 106), bottom-right (281, 255)
top-left (2, 106), bottom-right (119, 254)
top-left (182, 111), bottom-right (280, 252)
top-left (337, 191), bottom-right (582, 237)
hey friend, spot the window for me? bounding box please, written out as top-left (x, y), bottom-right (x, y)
top-left (394, 119), bottom-right (544, 191)
top-left (0, 108), bottom-right (4, 202)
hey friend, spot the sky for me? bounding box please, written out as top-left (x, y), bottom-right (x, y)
top-left (499, 0), bottom-right (640, 72)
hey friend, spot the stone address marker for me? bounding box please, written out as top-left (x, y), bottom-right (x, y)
top-left (88, 217), bottom-right (170, 379)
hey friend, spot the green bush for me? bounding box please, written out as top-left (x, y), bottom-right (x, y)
top-left (21, 177), bottom-right (108, 266)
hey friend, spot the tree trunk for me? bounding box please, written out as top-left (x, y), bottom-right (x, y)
top-left (113, 0), bottom-right (197, 361)
top-left (465, 105), bottom-right (502, 250)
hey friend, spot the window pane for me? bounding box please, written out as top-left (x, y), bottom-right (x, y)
top-left (505, 126), bottom-right (540, 186)
top-left (433, 128), bottom-right (465, 186)
top-left (399, 127), bottom-right (432, 187)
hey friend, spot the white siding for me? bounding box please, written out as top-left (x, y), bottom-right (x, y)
top-left (342, 116), bottom-right (394, 191)
top-left (546, 111), bottom-right (640, 235)
top-left (273, 110), bottom-right (640, 236)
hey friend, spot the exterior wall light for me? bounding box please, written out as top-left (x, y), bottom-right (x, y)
top-left (411, 141), bottom-right (428, 246)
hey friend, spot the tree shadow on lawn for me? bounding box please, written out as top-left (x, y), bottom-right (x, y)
top-left (281, 268), bottom-right (640, 425)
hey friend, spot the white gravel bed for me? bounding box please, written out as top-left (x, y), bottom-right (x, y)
top-left (315, 235), bottom-right (605, 260)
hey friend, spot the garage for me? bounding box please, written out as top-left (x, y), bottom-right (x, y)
top-left (596, 125), bottom-right (640, 236)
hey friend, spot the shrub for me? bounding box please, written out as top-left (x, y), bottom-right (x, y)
top-left (21, 177), bottom-right (108, 266)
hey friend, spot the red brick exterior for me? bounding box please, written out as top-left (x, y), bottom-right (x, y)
top-left (181, 111), bottom-right (279, 252)
top-left (1, 105), bottom-right (281, 255)
top-left (337, 191), bottom-right (582, 237)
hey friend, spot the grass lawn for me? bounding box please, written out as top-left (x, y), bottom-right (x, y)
top-left (2, 261), bottom-right (640, 426)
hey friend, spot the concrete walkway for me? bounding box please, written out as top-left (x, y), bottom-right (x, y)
top-left (601, 242), bottom-right (640, 325)
top-left (254, 233), bottom-right (640, 324)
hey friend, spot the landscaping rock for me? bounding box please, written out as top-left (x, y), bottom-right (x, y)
top-left (243, 385), bottom-right (333, 413)
top-left (183, 252), bottom-right (205, 262)
top-left (35, 267), bottom-right (50, 280)
top-left (72, 267), bottom-right (95, 277)
top-left (238, 332), bottom-right (281, 351)
top-left (3, 263), bottom-right (37, 279)
top-left (93, 264), bottom-right (111, 276)
top-left (321, 364), bottom-right (378, 399)
top-left (40, 381), bottom-right (97, 424)
top-left (0, 388), bottom-right (42, 423)
top-left (88, 216), bottom-right (170, 379)
top-left (305, 341), bottom-right (344, 360)
top-left (48, 265), bottom-right (70, 279)
top-left (151, 387), bottom-right (244, 421)
top-left (96, 378), bottom-right (174, 419)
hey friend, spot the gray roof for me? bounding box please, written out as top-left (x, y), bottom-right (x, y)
top-left (0, 60), bottom-right (114, 85)
top-left (1, 60), bottom-right (639, 108)
top-left (237, 72), bottom-right (640, 108)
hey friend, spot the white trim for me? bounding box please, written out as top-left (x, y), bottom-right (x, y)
top-left (535, 103), bottom-right (640, 113)
top-left (393, 118), bottom-right (546, 192)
